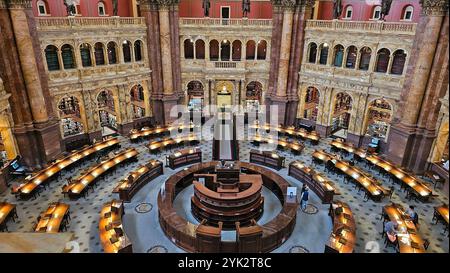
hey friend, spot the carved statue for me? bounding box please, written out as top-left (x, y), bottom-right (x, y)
top-left (202, 0), bottom-right (211, 17)
top-left (63, 0), bottom-right (78, 16)
top-left (380, 0), bottom-right (393, 20)
top-left (113, 0), bottom-right (119, 16)
top-left (242, 0), bottom-right (251, 18)
top-left (333, 0), bottom-right (343, 19)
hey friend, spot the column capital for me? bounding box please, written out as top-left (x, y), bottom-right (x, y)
top-left (271, 0), bottom-right (297, 11)
top-left (5, 0), bottom-right (32, 9)
top-left (419, 0), bottom-right (449, 16)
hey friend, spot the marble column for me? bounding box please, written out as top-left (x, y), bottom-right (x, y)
top-left (387, 0), bottom-right (449, 172)
top-left (159, 6), bottom-right (173, 94)
top-left (275, 10), bottom-right (294, 97)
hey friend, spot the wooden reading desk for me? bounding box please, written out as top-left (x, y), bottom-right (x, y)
top-left (34, 202), bottom-right (70, 233)
top-left (99, 200), bottom-right (132, 253)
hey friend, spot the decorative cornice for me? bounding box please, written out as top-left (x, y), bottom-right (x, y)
top-left (419, 0), bottom-right (449, 16)
top-left (271, 0), bottom-right (297, 10)
top-left (6, 0), bottom-right (32, 9)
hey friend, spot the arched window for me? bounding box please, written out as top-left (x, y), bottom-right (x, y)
top-left (79, 43), bottom-right (92, 67)
top-left (94, 42), bottom-right (105, 65)
top-left (187, 81), bottom-right (204, 112)
top-left (365, 98), bottom-right (392, 139)
top-left (375, 48), bottom-right (390, 73)
top-left (257, 40), bottom-right (267, 60)
top-left (344, 5), bottom-right (353, 19)
top-left (97, 90), bottom-right (117, 129)
top-left (319, 43), bottom-right (329, 65)
top-left (333, 44), bottom-right (344, 67)
top-left (107, 42), bottom-right (117, 64)
top-left (372, 6), bottom-right (381, 20)
top-left (134, 40), bottom-right (143, 61)
top-left (308, 43), bottom-right (317, 63)
top-left (122, 40), bottom-right (132, 63)
top-left (184, 39), bottom-right (194, 59)
top-left (209, 40), bottom-right (219, 61)
top-left (195, 40), bottom-right (205, 59)
top-left (246, 40), bottom-right (256, 60)
top-left (345, 46), bottom-right (357, 68)
top-left (61, 44), bottom-right (75, 69)
top-left (98, 1), bottom-right (106, 16)
top-left (304, 86), bottom-right (320, 122)
top-left (45, 45), bottom-right (59, 71)
top-left (130, 84), bottom-right (146, 119)
top-left (37, 0), bottom-right (49, 16)
top-left (391, 50), bottom-right (406, 75)
top-left (402, 5), bottom-right (414, 21)
top-left (221, 40), bottom-right (231, 61)
top-left (232, 40), bottom-right (242, 61)
top-left (245, 81), bottom-right (263, 112)
top-left (58, 96), bottom-right (83, 137)
top-left (332, 92), bottom-right (353, 131)
top-left (358, 47), bottom-right (372, 71)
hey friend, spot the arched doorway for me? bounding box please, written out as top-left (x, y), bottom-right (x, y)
top-left (58, 96), bottom-right (84, 138)
top-left (97, 90), bottom-right (117, 136)
top-left (331, 92), bottom-right (352, 134)
top-left (0, 111), bottom-right (18, 165)
top-left (130, 84), bottom-right (146, 119)
top-left (187, 81), bottom-right (204, 112)
top-left (245, 81), bottom-right (262, 113)
top-left (304, 86), bottom-right (320, 122)
top-left (215, 81), bottom-right (234, 110)
top-left (365, 98), bottom-right (392, 140)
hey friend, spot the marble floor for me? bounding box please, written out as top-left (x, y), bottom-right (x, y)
top-left (0, 130), bottom-right (448, 253)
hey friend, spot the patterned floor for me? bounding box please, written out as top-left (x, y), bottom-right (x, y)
top-left (0, 129), bottom-right (448, 253)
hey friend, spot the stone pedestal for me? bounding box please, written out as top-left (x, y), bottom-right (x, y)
top-left (315, 124), bottom-right (332, 138)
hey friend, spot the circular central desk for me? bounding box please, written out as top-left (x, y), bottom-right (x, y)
top-left (157, 161), bottom-right (298, 253)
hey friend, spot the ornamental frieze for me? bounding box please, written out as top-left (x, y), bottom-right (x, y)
top-left (419, 0), bottom-right (449, 16)
top-left (5, 0), bottom-right (32, 9)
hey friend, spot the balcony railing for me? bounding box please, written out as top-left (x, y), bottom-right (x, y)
top-left (180, 18), bottom-right (272, 27)
top-left (36, 17), bottom-right (146, 31)
top-left (305, 20), bottom-right (416, 35)
top-left (214, 61), bottom-right (237, 69)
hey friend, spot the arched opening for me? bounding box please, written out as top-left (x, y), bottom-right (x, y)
top-left (303, 86), bottom-right (320, 122)
top-left (97, 90), bottom-right (117, 134)
top-left (232, 40), bottom-right (242, 61)
top-left (94, 42), bottom-right (105, 65)
top-left (344, 5), bottom-right (353, 19)
top-left (319, 43), bottom-right (329, 65)
top-left (107, 42), bottom-right (118, 64)
top-left (0, 111), bottom-right (18, 163)
top-left (256, 40), bottom-right (267, 60)
top-left (58, 96), bottom-right (84, 138)
top-left (61, 44), bottom-right (75, 69)
top-left (365, 98), bottom-right (392, 140)
top-left (98, 1), bottom-right (106, 16)
top-left (375, 48), bottom-right (390, 73)
top-left (308, 43), bottom-right (317, 63)
top-left (372, 6), bottom-right (381, 19)
top-left (45, 45), bottom-right (60, 71)
top-left (431, 121), bottom-right (449, 165)
top-left (79, 43), bottom-right (92, 67)
top-left (246, 40), bottom-right (256, 60)
top-left (130, 84), bottom-right (146, 119)
top-left (333, 44), bottom-right (344, 67)
top-left (37, 0), bottom-right (49, 16)
top-left (245, 81), bottom-right (263, 113)
top-left (209, 40), bottom-right (219, 61)
top-left (345, 46), bottom-right (357, 68)
top-left (220, 39), bottom-right (231, 61)
top-left (134, 40), bottom-right (143, 61)
top-left (187, 81), bottom-right (204, 112)
top-left (402, 5), bottom-right (414, 21)
top-left (122, 40), bottom-right (132, 63)
top-left (391, 49), bottom-right (407, 75)
top-left (184, 39), bottom-right (194, 59)
top-left (195, 40), bottom-right (205, 59)
top-left (358, 47), bottom-right (372, 71)
top-left (332, 92), bottom-right (352, 133)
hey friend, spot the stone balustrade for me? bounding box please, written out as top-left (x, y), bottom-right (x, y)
top-left (36, 17), bottom-right (146, 31)
top-left (180, 18), bottom-right (272, 27)
top-left (306, 20), bottom-right (416, 35)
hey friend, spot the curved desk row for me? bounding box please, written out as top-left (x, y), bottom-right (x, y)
top-left (158, 161), bottom-right (297, 253)
top-left (167, 148), bottom-right (202, 169)
top-left (129, 124), bottom-right (196, 141)
top-left (251, 135), bottom-right (305, 154)
top-left (34, 202), bottom-right (70, 233)
top-left (249, 150), bottom-right (286, 170)
top-left (250, 124), bottom-right (320, 144)
top-left (0, 202), bottom-right (17, 232)
top-left (99, 200), bottom-right (132, 253)
top-left (62, 148), bottom-right (139, 199)
top-left (325, 201), bottom-right (356, 253)
top-left (113, 159), bottom-right (163, 202)
top-left (12, 137), bottom-right (120, 199)
top-left (147, 134), bottom-right (200, 154)
top-left (288, 161), bottom-right (338, 204)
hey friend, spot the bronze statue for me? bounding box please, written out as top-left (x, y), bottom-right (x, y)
top-left (113, 0), bottom-right (118, 16)
top-left (380, 0), bottom-right (393, 20)
top-left (333, 0), bottom-right (343, 19)
top-left (243, 0), bottom-right (251, 18)
top-left (202, 0), bottom-right (211, 17)
top-left (63, 0), bottom-right (77, 16)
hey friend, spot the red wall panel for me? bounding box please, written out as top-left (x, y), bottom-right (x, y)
top-left (178, 0), bottom-right (273, 19)
top-left (32, 0), bottom-right (132, 17)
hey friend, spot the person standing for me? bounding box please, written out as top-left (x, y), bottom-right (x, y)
top-left (300, 186), bottom-right (309, 211)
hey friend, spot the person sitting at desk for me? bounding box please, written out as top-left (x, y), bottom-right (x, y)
top-left (384, 220), bottom-right (399, 245)
top-left (407, 205), bottom-right (419, 226)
